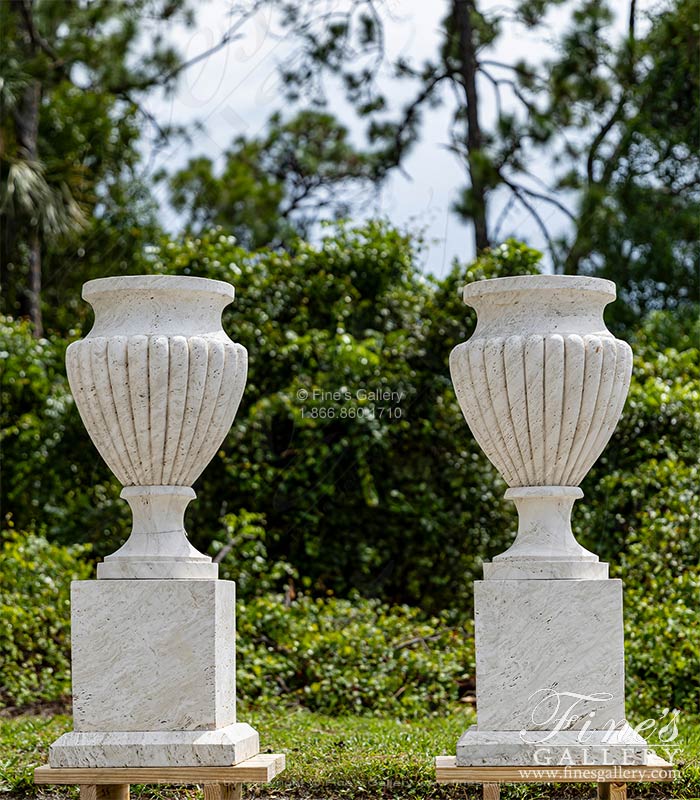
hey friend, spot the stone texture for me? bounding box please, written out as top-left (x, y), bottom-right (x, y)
top-left (482, 559), bottom-right (608, 580)
top-left (473, 579), bottom-right (625, 732)
top-left (96, 487), bottom-right (217, 579)
top-left (456, 726), bottom-right (649, 767)
top-left (71, 580), bottom-right (236, 732)
top-left (66, 276), bottom-right (248, 488)
top-left (447, 276), bottom-right (644, 767)
top-left (449, 276), bottom-right (633, 573)
top-left (65, 275), bottom-right (248, 580)
top-left (449, 276), bottom-right (633, 489)
top-left (50, 276), bottom-right (261, 769)
top-left (49, 724), bottom-right (259, 768)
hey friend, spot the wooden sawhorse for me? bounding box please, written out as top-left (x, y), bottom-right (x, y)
top-left (436, 754), bottom-right (675, 798)
top-left (34, 753), bottom-right (285, 800)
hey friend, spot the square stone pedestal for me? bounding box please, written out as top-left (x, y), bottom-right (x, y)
top-left (457, 579), bottom-right (648, 766)
top-left (49, 579), bottom-right (259, 767)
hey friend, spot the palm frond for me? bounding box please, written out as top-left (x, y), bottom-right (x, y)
top-left (1, 159), bottom-right (87, 238)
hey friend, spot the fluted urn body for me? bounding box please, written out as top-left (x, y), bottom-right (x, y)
top-left (450, 275), bottom-right (632, 578)
top-left (66, 275), bottom-right (247, 579)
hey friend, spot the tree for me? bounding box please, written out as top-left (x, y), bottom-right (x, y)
top-left (267, 0), bottom-right (585, 254)
top-left (547, 0), bottom-right (700, 322)
top-left (0, 0), bottom-right (265, 336)
top-left (0, 0), bottom-right (195, 335)
top-left (166, 110), bottom-right (382, 249)
top-left (267, 0), bottom-right (698, 319)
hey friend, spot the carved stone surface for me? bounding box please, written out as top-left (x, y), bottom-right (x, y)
top-left (450, 276), bottom-right (633, 578)
top-left (450, 276), bottom-right (632, 489)
top-left (65, 291), bottom-right (247, 488)
top-left (49, 724), bottom-right (259, 768)
top-left (70, 580), bottom-right (236, 732)
top-left (51, 275), bottom-right (260, 768)
top-left (65, 275), bottom-right (248, 580)
top-left (472, 579), bottom-right (625, 732)
top-left (449, 276), bottom-right (645, 767)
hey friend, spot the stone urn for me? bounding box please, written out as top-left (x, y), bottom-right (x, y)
top-left (50, 274), bottom-right (261, 768)
top-left (449, 275), bottom-right (632, 579)
top-left (66, 275), bottom-right (248, 579)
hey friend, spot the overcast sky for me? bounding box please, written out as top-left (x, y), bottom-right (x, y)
top-left (141, 0), bottom-right (639, 277)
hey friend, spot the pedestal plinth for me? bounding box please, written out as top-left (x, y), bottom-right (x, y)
top-left (456, 578), bottom-right (648, 767)
top-left (50, 580), bottom-right (259, 767)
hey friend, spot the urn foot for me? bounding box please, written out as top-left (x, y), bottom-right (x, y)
top-left (98, 486), bottom-right (217, 580)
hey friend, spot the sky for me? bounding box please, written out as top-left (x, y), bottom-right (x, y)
top-left (141, 0), bottom-right (639, 277)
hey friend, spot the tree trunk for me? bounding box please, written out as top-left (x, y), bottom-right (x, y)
top-left (28, 226), bottom-right (43, 336)
top-left (564, 249), bottom-right (581, 275)
top-left (563, 217), bottom-right (590, 276)
top-left (14, 79), bottom-right (43, 337)
top-left (453, 0), bottom-right (490, 254)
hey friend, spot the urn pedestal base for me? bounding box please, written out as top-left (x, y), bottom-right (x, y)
top-left (473, 579), bottom-right (627, 732)
top-left (456, 726), bottom-right (649, 766)
top-left (456, 578), bottom-right (647, 767)
top-left (96, 488), bottom-right (218, 580)
top-left (50, 579), bottom-right (258, 768)
top-left (49, 724), bottom-right (260, 768)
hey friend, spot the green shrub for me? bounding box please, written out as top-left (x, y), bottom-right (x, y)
top-left (611, 457), bottom-right (699, 716)
top-left (0, 531), bottom-right (92, 708)
top-left (0, 316), bottom-right (128, 550)
top-left (626, 568), bottom-right (699, 716)
top-left (0, 528), bottom-right (476, 717)
top-left (210, 510), bottom-right (298, 599)
top-left (237, 593), bottom-right (474, 717)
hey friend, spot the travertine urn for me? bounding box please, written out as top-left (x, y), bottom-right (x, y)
top-left (450, 275), bottom-right (632, 579)
top-left (66, 275), bottom-right (248, 579)
top-left (50, 274), bottom-right (261, 768)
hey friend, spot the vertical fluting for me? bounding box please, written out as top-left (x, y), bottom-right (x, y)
top-left (542, 335), bottom-right (564, 484)
top-left (552, 334), bottom-right (585, 484)
top-left (67, 333), bottom-right (247, 487)
top-left (148, 336), bottom-right (169, 485)
top-left (127, 335), bottom-right (152, 484)
top-left (451, 333), bottom-right (632, 487)
top-left (161, 336), bottom-right (190, 485)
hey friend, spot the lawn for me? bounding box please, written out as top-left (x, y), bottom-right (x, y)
top-left (1, 707), bottom-right (698, 800)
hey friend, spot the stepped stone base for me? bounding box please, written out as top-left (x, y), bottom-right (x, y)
top-left (456, 726), bottom-right (649, 766)
top-left (49, 723), bottom-right (260, 767)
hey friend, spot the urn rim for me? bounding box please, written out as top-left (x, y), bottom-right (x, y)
top-left (82, 275), bottom-right (234, 303)
top-left (462, 275), bottom-right (615, 304)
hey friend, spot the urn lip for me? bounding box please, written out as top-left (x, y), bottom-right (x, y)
top-left (82, 275), bottom-right (234, 303)
top-left (462, 275), bottom-right (616, 304)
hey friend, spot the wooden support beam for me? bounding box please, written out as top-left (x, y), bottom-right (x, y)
top-left (79, 786), bottom-right (129, 800)
top-left (598, 783), bottom-right (627, 800)
top-left (435, 755), bottom-right (674, 784)
top-left (35, 754), bottom-right (285, 785)
top-left (203, 784), bottom-right (242, 800)
top-left (482, 783), bottom-right (500, 800)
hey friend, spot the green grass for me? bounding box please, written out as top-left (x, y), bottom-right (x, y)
top-left (1, 707), bottom-right (698, 799)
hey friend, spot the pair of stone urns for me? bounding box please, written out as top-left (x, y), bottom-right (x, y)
top-left (49, 273), bottom-right (649, 771)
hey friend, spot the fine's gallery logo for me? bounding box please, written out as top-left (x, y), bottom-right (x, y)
top-left (519, 688), bottom-right (680, 765)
